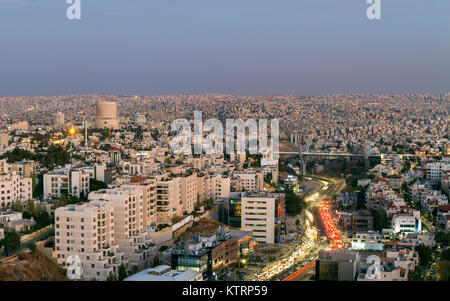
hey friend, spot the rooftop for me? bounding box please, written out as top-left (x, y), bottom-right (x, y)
top-left (124, 265), bottom-right (201, 281)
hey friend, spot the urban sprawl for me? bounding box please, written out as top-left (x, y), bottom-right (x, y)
top-left (0, 93), bottom-right (449, 281)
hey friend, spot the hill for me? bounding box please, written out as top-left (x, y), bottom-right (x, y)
top-left (0, 248), bottom-right (68, 281)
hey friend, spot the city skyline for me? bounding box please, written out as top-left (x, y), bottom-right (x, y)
top-left (0, 0), bottom-right (449, 286)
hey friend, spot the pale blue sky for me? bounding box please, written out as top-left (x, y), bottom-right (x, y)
top-left (0, 0), bottom-right (449, 96)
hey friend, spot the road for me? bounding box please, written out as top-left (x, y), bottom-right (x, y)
top-left (284, 262), bottom-right (316, 281)
top-left (282, 176), bottom-right (345, 281)
top-left (244, 175), bottom-right (345, 281)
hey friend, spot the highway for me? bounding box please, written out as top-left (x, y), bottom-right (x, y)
top-left (248, 211), bottom-right (319, 281)
top-left (281, 176), bottom-right (345, 281)
top-left (245, 176), bottom-right (345, 281)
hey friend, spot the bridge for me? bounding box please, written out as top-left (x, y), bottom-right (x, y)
top-left (277, 140), bottom-right (425, 175)
top-left (277, 151), bottom-right (422, 158)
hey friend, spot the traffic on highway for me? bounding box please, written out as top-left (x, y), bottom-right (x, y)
top-left (245, 177), bottom-right (345, 281)
top-left (319, 200), bottom-right (343, 251)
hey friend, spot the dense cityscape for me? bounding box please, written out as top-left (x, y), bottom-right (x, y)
top-left (0, 93), bottom-right (449, 282)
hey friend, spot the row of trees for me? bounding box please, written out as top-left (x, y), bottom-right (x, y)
top-left (106, 263), bottom-right (128, 281)
top-left (0, 145), bottom-right (71, 170)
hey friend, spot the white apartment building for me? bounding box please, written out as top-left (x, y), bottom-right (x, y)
top-left (232, 170), bottom-right (264, 192)
top-left (0, 159), bottom-right (9, 173)
top-left (351, 231), bottom-right (384, 251)
top-left (156, 177), bottom-right (182, 224)
top-left (440, 172), bottom-right (450, 195)
top-left (0, 210), bottom-right (23, 223)
top-left (203, 174), bottom-right (231, 201)
top-left (0, 133), bottom-right (9, 149)
top-left (54, 200), bottom-right (127, 280)
top-left (126, 177), bottom-right (157, 229)
top-left (421, 191), bottom-right (448, 213)
top-left (186, 157), bottom-right (214, 170)
top-left (392, 212), bottom-right (422, 233)
top-left (0, 172), bottom-right (32, 208)
top-left (54, 186), bottom-right (158, 280)
top-left (359, 248), bottom-right (418, 281)
top-left (426, 161), bottom-right (450, 183)
top-left (81, 164), bottom-right (107, 183)
top-left (337, 192), bottom-right (358, 208)
top-left (262, 163), bottom-right (279, 184)
top-left (180, 173), bottom-right (197, 214)
top-left (410, 182), bottom-right (434, 203)
top-left (10, 161), bottom-right (34, 178)
top-left (357, 179), bottom-right (372, 187)
top-left (241, 192), bottom-right (281, 244)
top-left (89, 188), bottom-right (157, 267)
top-left (122, 161), bottom-right (159, 176)
top-left (358, 262), bottom-right (407, 281)
top-left (43, 167), bottom-right (90, 199)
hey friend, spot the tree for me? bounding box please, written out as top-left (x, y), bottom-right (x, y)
top-left (264, 173), bottom-right (273, 186)
top-left (415, 245), bottom-right (433, 267)
top-left (33, 174), bottom-right (44, 199)
top-left (285, 188), bottom-right (306, 216)
top-left (11, 200), bottom-right (22, 212)
top-left (401, 182), bottom-right (409, 193)
top-left (106, 272), bottom-right (117, 281)
top-left (204, 198), bottom-right (213, 210)
top-left (435, 232), bottom-right (450, 247)
top-left (356, 187), bottom-right (367, 209)
top-left (89, 178), bottom-right (107, 192)
top-left (401, 159), bottom-right (411, 173)
top-left (55, 194), bottom-right (69, 209)
top-left (37, 145), bottom-right (71, 169)
top-left (32, 209), bottom-right (52, 231)
top-left (26, 199), bottom-right (35, 215)
top-left (412, 266), bottom-right (425, 281)
top-left (441, 248), bottom-right (450, 261)
top-left (151, 128), bottom-right (160, 141)
top-left (371, 209), bottom-right (388, 231)
top-left (432, 207), bottom-right (438, 218)
top-left (28, 242), bottom-right (37, 253)
top-left (2, 232), bottom-right (20, 256)
top-left (118, 263), bottom-right (128, 281)
top-left (0, 148), bottom-right (36, 163)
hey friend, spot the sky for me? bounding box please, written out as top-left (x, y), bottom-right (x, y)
top-left (0, 0), bottom-right (449, 96)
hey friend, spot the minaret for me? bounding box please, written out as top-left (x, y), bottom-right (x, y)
top-left (84, 120), bottom-right (88, 146)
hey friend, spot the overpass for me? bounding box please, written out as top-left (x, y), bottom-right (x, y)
top-left (277, 151), bottom-right (423, 158)
top-left (277, 140), bottom-right (426, 175)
